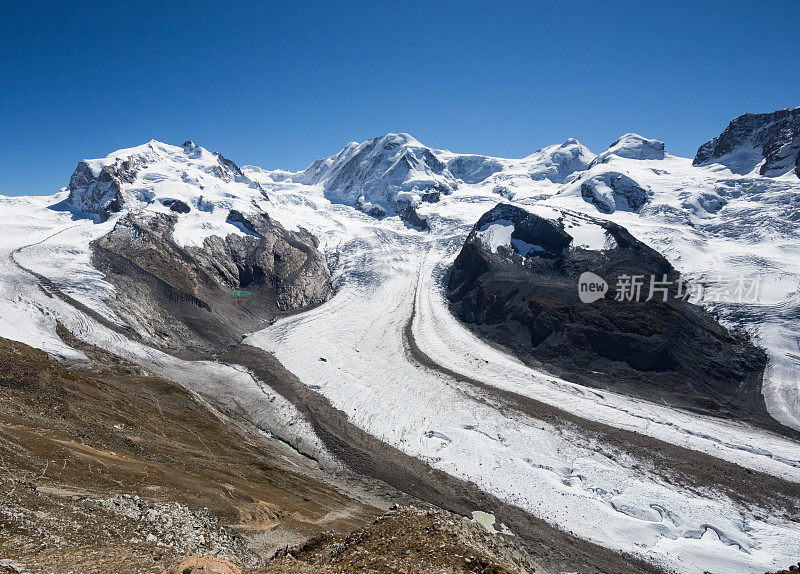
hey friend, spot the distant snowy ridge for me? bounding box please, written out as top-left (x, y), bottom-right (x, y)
top-left (261, 134), bottom-right (596, 225)
top-left (62, 132), bottom-right (657, 230)
top-left (591, 133), bottom-right (666, 164)
top-left (557, 135), bottom-right (664, 214)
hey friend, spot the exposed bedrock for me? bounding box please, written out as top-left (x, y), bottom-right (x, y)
top-left (447, 203), bottom-right (776, 428)
top-left (66, 158), bottom-right (137, 221)
top-left (91, 210), bottom-right (332, 351)
top-left (579, 172), bottom-right (651, 213)
top-left (694, 106), bottom-right (800, 177)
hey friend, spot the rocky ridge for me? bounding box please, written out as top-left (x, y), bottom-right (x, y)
top-left (91, 208), bottom-right (332, 350)
top-left (447, 202), bottom-right (773, 426)
top-left (694, 106), bottom-right (800, 177)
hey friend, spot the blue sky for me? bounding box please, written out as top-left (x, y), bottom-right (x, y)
top-left (2, 1), bottom-right (798, 196)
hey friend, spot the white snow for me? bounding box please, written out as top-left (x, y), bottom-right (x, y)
top-left (290, 133), bottom-right (458, 215)
top-left (476, 220), bottom-right (515, 253)
top-left (475, 219), bottom-right (546, 256)
top-left (592, 133), bottom-right (667, 163)
top-left (563, 214), bottom-right (618, 250)
top-left (67, 140), bottom-right (272, 248)
top-left (242, 198), bottom-right (800, 573)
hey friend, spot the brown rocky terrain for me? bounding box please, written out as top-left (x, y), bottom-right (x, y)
top-left (0, 331), bottom-right (546, 574)
top-left (261, 506), bottom-right (543, 574)
top-left (0, 331), bottom-right (380, 572)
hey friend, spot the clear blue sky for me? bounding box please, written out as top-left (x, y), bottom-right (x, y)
top-left (2, 1), bottom-right (798, 196)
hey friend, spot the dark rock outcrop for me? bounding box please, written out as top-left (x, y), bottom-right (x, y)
top-left (66, 158), bottom-right (139, 221)
top-left (694, 107), bottom-right (800, 177)
top-left (399, 206), bottom-right (430, 230)
top-left (91, 210), bottom-right (332, 351)
top-left (579, 172), bottom-right (651, 213)
top-left (160, 198), bottom-right (191, 213)
top-left (447, 203), bottom-right (771, 425)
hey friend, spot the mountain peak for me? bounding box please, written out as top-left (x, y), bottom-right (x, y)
top-left (65, 140), bottom-right (256, 222)
top-left (694, 106), bottom-right (800, 178)
top-left (294, 133), bottom-right (455, 222)
top-left (591, 133), bottom-right (666, 165)
top-left (375, 132), bottom-right (422, 146)
top-left (522, 138), bottom-right (595, 182)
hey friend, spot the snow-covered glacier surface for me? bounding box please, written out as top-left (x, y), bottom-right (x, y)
top-left (237, 170), bottom-right (798, 573)
top-left (1, 131), bottom-right (800, 573)
top-left (244, 134), bottom-right (800, 434)
top-left (242, 140), bottom-right (800, 573)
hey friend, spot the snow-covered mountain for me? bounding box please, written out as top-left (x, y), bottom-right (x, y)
top-left (3, 107), bottom-right (800, 574)
top-left (557, 134), bottom-right (666, 213)
top-left (57, 139), bottom-right (333, 350)
top-left (275, 133), bottom-right (458, 225)
top-left (591, 132), bottom-right (666, 164)
top-left (694, 106), bottom-right (800, 178)
top-left (65, 140), bottom-right (269, 243)
top-left (260, 133), bottom-right (596, 225)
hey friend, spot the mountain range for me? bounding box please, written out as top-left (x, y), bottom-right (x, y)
top-left (1, 106), bottom-right (800, 574)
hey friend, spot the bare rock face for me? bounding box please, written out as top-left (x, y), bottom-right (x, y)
top-left (91, 210), bottom-right (332, 351)
top-left (694, 106), bottom-right (800, 177)
top-left (160, 198), bottom-right (191, 213)
top-left (447, 203), bottom-right (773, 427)
top-left (66, 158), bottom-right (139, 221)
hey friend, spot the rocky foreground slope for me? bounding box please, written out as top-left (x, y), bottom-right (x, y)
top-left (0, 333), bottom-right (548, 574)
top-left (0, 331), bottom-right (382, 570)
